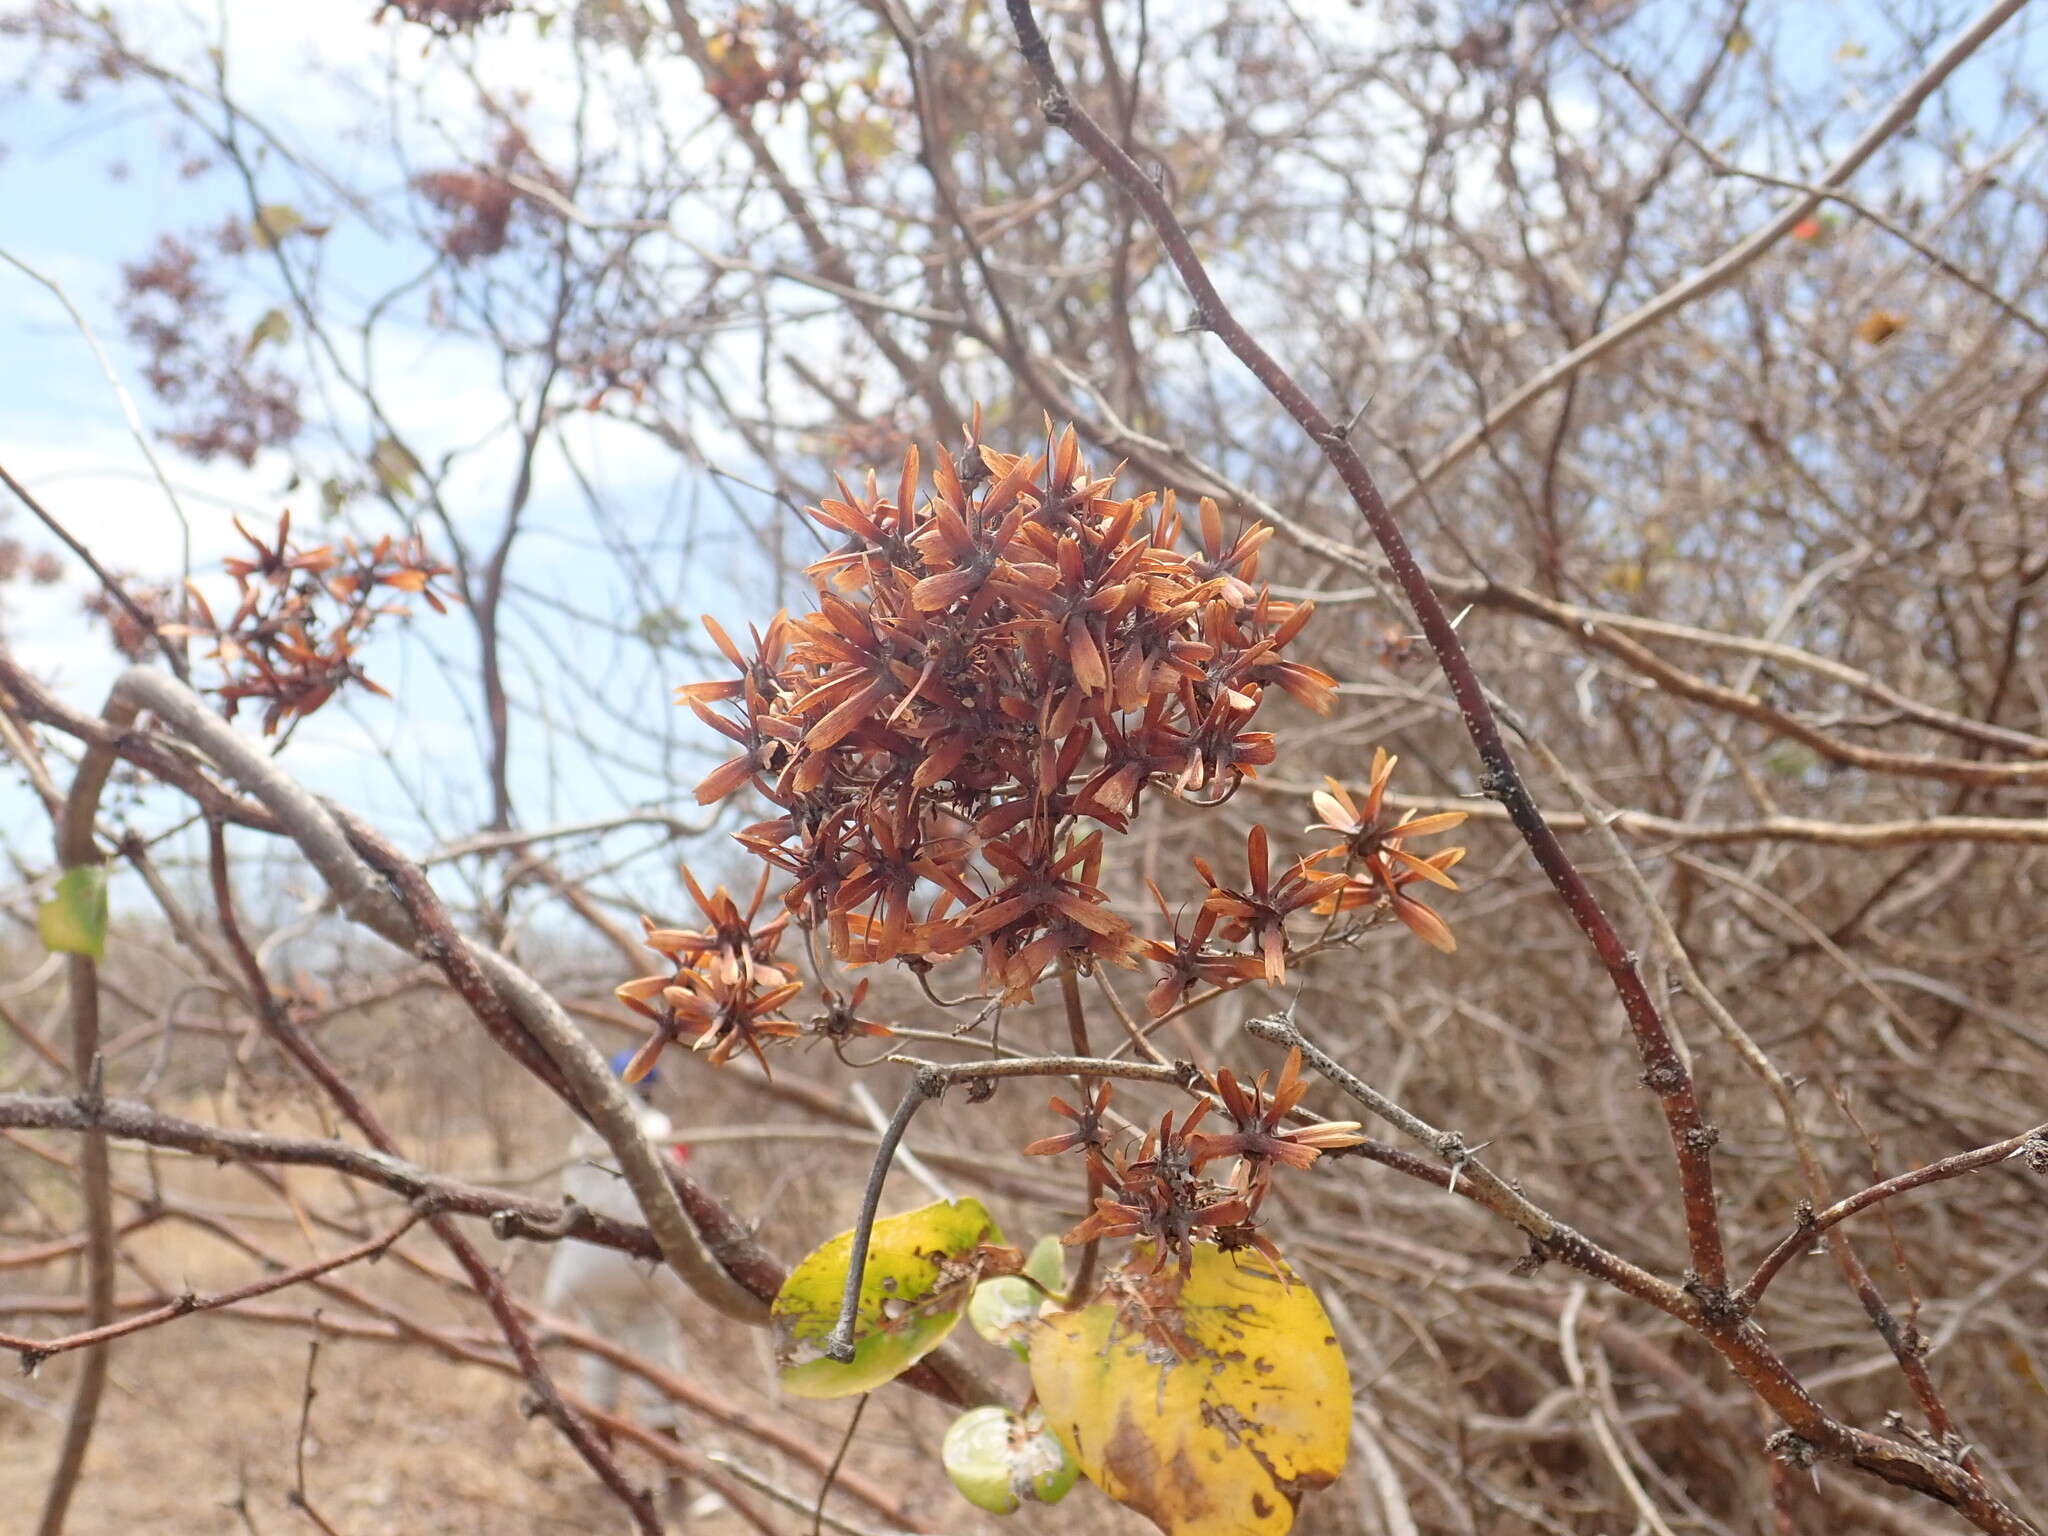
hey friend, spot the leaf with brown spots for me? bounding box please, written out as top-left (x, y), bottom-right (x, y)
top-left (772, 1198), bottom-right (1003, 1399)
top-left (1028, 1244), bottom-right (1350, 1535)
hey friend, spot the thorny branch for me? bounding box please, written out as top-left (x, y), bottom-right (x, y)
top-left (1003, 5), bottom-right (2046, 1529)
top-left (1004, 0), bottom-right (1730, 1306)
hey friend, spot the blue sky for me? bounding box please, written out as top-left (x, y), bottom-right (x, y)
top-left (3, 0), bottom-right (2041, 921)
top-left (0, 3), bottom-right (782, 889)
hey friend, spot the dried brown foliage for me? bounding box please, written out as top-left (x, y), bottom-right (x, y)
top-left (667, 421), bottom-right (1418, 1029)
top-left (168, 513), bottom-right (457, 732)
top-left (117, 235), bottom-right (302, 467)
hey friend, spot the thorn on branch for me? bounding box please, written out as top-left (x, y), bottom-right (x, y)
top-left (1640, 1061), bottom-right (1687, 1096)
top-left (1685, 1272), bottom-right (1745, 1325)
top-left (1766, 1429), bottom-right (1820, 1468)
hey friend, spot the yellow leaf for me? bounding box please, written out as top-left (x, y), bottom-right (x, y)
top-left (772, 1197), bottom-right (1002, 1399)
top-left (1600, 559), bottom-right (1646, 595)
top-left (1030, 1245), bottom-right (1351, 1535)
top-left (370, 437), bottom-right (422, 498)
top-left (1857, 309), bottom-right (1907, 345)
top-left (250, 203), bottom-right (307, 250)
top-left (244, 306), bottom-right (292, 357)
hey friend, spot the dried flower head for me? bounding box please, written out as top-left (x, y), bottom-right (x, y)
top-left (1188, 1048), bottom-right (1366, 1175)
top-left (169, 512), bottom-right (457, 733)
top-left (617, 864), bottom-right (801, 1078)
top-left (1022, 1083), bottom-right (1115, 1158)
top-left (1305, 750), bottom-right (1469, 952)
top-left (1065, 1108), bottom-right (1254, 1278)
top-left (1138, 879), bottom-right (1265, 1018)
top-left (1191, 825), bottom-right (1347, 985)
top-left (682, 418), bottom-right (1332, 1003)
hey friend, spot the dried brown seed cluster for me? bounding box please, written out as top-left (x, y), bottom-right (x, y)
top-left (170, 513), bottom-right (457, 733)
top-left (1303, 748), bottom-right (1468, 952)
top-left (683, 420), bottom-right (1335, 1001)
top-left (615, 868), bottom-right (801, 1078)
top-left (1036, 1053), bottom-right (1366, 1275)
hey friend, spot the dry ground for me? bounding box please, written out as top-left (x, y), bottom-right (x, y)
top-left (0, 1029), bottom-right (1123, 1536)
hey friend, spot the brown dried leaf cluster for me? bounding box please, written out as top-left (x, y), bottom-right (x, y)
top-left (375, 0), bottom-right (516, 37)
top-left (702, 7), bottom-right (818, 114)
top-left (118, 234), bottom-right (302, 467)
top-left (1045, 1052), bottom-right (1365, 1276)
top-left (412, 127), bottom-right (560, 265)
top-left (615, 867), bottom-right (806, 1078)
top-left (683, 420), bottom-right (1337, 1004)
top-left (171, 512), bottom-right (458, 733)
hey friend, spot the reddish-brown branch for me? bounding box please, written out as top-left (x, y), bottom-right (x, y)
top-left (1002, 0), bottom-right (1728, 1297)
top-left (201, 818), bottom-right (661, 1535)
top-left (35, 684), bottom-right (140, 1536)
top-left (0, 1214), bottom-right (419, 1366)
top-left (1740, 1126), bottom-right (2045, 1307)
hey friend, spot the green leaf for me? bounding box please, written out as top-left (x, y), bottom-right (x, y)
top-left (772, 1197), bottom-right (1002, 1400)
top-left (1030, 1245), bottom-right (1351, 1536)
top-left (39, 865), bottom-right (108, 962)
top-left (370, 437), bottom-right (422, 498)
top-left (1765, 742), bottom-right (1822, 780)
top-left (244, 306), bottom-right (292, 358)
top-left (942, 1406), bottom-right (1079, 1514)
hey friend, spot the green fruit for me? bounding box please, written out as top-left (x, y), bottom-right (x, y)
top-left (968, 1276), bottom-right (1037, 1357)
top-left (1023, 1232), bottom-right (1066, 1292)
top-left (969, 1235), bottom-right (1068, 1358)
top-left (942, 1407), bottom-right (1080, 1514)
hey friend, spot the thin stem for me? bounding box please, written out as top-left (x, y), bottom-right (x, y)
top-left (0, 459), bottom-right (188, 682)
top-left (825, 1068), bottom-right (944, 1363)
top-left (289, 1318), bottom-right (345, 1536)
top-left (811, 1393), bottom-right (870, 1536)
top-left (1741, 1127), bottom-right (2046, 1308)
top-left (1058, 956), bottom-right (1104, 1304)
top-left (35, 684), bottom-right (140, 1536)
top-left (885, 1053), bottom-right (1196, 1089)
top-left (1, 1214), bottom-right (420, 1366)
top-left (1248, 1017), bottom-right (1557, 1249)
